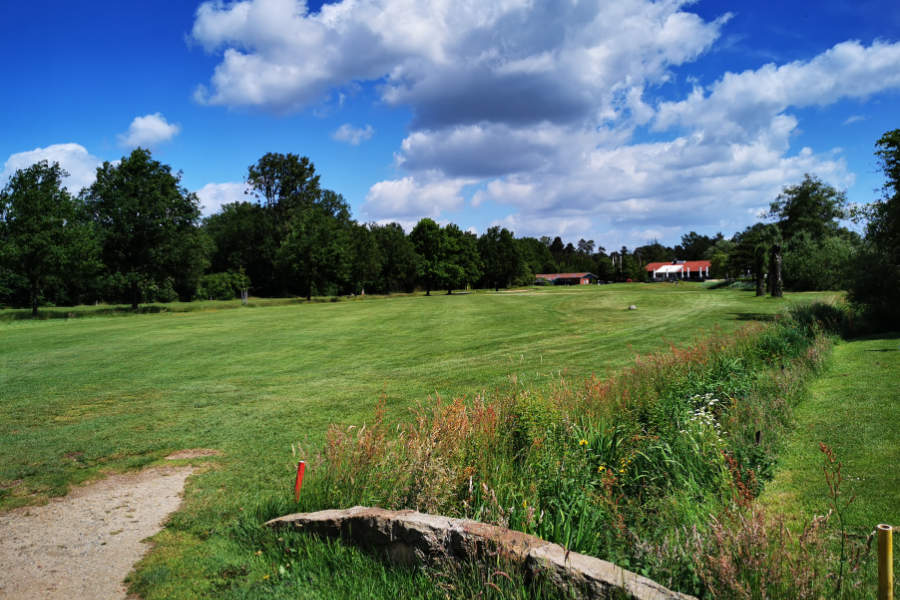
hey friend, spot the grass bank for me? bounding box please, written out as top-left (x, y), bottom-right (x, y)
top-left (759, 333), bottom-right (899, 597)
top-left (761, 334), bottom-right (899, 528)
top-left (258, 304), bottom-right (854, 598)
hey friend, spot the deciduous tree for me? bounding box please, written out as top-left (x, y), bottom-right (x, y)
top-left (246, 152), bottom-right (320, 227)
top-left (478, 226), bottom-right (523, 291)
top-left (767, 174), bottom-right (847, 243)
top-left (410, 218), bottom-right (447, 296)
top-left (0, 161), bottom-right (98, 315)
top-left (278, 190), bottom-right (353, 300)
top-left (370, 222), bottom-right (418, 293)
top-left (84, 148), bottom-right (206, 307)
top-left (849, 129), bottom-right (900, 326)
top-left (443, 224), bottom-right (482, 293)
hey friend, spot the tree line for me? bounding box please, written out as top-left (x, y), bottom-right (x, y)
top-left (1, 130), bottom-right (898, 327)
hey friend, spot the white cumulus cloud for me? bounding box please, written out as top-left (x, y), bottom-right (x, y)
top-left (1, 143), bottom-right (103, 193)
top-left (191, 0), bottom-right (725, 122)
top-left (363, 173), bottom-right (473, 220)
top-left (118, 113), bottom-right (181, 148)
top-left (332, 123), bottom-right (374, 145)
top-left (191, 1), bottom-right (900, 245)
top-left (653, 40), bottom-right (900, 141)
top-left (195, 181), bottom-right (253, 216)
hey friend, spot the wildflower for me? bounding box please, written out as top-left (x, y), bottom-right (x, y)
top-left (522, 500), bottom-right (527, 508)
top-left (262, 574), bottom-right (270, 580)
top-left (597, 465), bottom-right (605, 473)
top-left (619, 468), bottom-right (625, 473)
top-left (579, 439), bottom-right (588, 447)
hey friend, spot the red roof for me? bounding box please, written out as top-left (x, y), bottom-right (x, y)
top-left (644, 260), bottom-right (711, 272)
top-left (535, 272), bottom-right (596, 280)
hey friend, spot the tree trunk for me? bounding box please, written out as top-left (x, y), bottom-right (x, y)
top-left (131, 280), bottom-right (139, 310)
top-left (754, 246), bottom-right (766, 296)
top-left (31, 284), bottom-right (38, 317)
top-left (770, 244), bottom-right (783, 298)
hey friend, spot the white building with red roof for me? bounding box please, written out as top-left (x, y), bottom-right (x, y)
top-left (644, 260), bottom-right (711, 281)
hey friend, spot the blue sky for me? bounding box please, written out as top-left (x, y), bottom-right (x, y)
top-left (2, 0), bottom-right (898, 249)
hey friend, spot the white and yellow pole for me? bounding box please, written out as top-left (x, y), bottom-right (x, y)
top-left (879, 523), bottom-right (894, 600)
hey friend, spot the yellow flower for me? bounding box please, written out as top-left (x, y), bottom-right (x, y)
top-left (579, 439), bottom-right (588, 447)
top-left (522, 500), bottom-right (528, 508)
top-left (262, 574), bottom-right (270, 580)
top-left (597, 465), bottom-right (605, 473)
top-left (619, 468), bottom-right (625, 473)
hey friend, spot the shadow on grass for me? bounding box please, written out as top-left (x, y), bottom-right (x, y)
top-left (731, 312), bottom-right (778, 322)
top-left (0, 305), bottom-right (170, 321)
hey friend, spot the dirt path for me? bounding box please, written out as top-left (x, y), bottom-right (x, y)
top-left (0, 466), bottom-right (194, 600)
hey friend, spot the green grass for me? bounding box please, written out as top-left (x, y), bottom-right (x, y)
top-left (760, 332), bottom-right (900, 551)
top-left (0, 283), bottom-right (833, 598)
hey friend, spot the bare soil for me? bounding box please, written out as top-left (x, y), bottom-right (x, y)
top-left (165, 448), bottom-right (222, 460)
top-left (0, 466), bottom-right (194, 600)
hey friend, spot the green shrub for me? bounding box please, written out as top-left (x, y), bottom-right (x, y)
top-left (198, 271), bottom-right (251, 301)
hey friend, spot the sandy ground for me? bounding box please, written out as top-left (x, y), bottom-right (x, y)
top-left (0, 466), bottom-right (194, 600)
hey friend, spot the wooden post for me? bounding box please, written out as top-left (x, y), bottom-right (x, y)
top-left (754, 245), bottom-right (766, 296)
top-left (879, 523), bottom-right (893, 600)
top-left (770, 244), bottom-right (783, 298)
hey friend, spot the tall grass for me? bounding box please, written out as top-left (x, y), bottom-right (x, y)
top-left (295, 302), bottom-right (866, 596)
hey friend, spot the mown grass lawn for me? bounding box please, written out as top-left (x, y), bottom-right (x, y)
top-left (760, 333), bottom-right (899, 542)
top-left (0, 283), bottom-right (834, 597)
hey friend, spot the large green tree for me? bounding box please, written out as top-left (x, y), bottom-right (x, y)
top-left (478, 226), bottom-right (524, 291)
top-left (442, 224), bottom-right (482, 293)
top-left (517, 237), bottom-right (556, 278)
top-left (676, 231), bottom-right (722, 260)
top-left (204, 201), bottom-right (276, 295)
top-left (849, 129), bottom-right (900, 326)
top-left (0, 161), bottom-right (98, 315)
top-left (348, 223), bottom-right (382, 295)
top-left (278, 190), bottom-right (353, 300)
top-left (731, 223), bottom-right (779, 281)
top-left (84, 148), bottom-right (207, 308)
top-left (410, 218), bottom-right (448, 296)
top-left (767, 174), bottom-right (847, 243)
top-left (782, 230), bottom-right (858, 291)
top-left (246, 152), bottom-right (320, 227)
top-left (370, 222), bottom-right (418, 293)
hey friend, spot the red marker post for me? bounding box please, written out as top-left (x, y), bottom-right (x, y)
top-left (294, 460), bottom-right (306, 502)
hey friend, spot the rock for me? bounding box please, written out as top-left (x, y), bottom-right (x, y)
top-left (266, 507), bottom-right (695, 600)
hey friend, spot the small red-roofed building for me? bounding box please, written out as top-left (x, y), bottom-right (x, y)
top-left (644, 260), bottom-right (711, 281)
top-left (535, 272), bottom-right (598, 285)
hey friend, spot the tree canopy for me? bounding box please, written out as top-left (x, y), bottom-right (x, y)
top-left (84, 148), bottom-right (206, 307)
top-left (0, 161), bottom-right (97, 315)
top-left (849, 129), bottom-right (900, 326)
top-left (409, 218), bottom-right (447, 296)
top-left (4, 136), bottom-right (895, 315)
top-left (767, 174), bottom-right (847, 243)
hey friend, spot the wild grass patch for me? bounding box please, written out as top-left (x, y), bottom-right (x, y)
top-left (298, 302), bottom-right (868, 596)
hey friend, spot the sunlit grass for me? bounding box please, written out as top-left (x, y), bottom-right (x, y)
top-left (760, 333), bottom-right (900, 533)
top-left (0, 283), bottom-right (834, 598)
